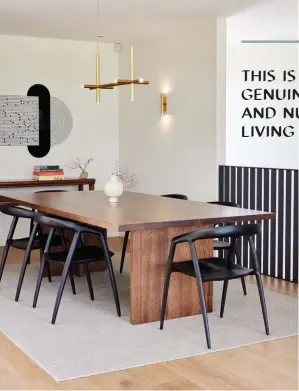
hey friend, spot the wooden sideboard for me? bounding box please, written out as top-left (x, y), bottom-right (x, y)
top-left (0, 178), bottom-right (95, 203)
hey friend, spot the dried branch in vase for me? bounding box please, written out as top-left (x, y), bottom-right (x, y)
top-left (65, 158), bottom-right (93, 179)
top-left (112, 160), bottom-right (138, 191)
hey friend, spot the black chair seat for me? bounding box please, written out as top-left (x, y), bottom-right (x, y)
top-left (45, 246), bottom-right (114, 264)
top-left (173, 258), bottom-right (254, 282)
top-left (11, 233), bottom-right (62, 251)
top-left (213, 240), bottom-right (230, 250)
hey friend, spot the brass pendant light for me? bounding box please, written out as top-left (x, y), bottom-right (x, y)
top-left (83, 0), bottom-right (149, 101)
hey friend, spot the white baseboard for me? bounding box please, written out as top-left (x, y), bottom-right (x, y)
top-left (107, 231), bottom-right (120, 238)
top-left (0, 236), bottom-right (5, 247)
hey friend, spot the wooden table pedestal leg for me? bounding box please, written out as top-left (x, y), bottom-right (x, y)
top-left (129, 224), bottom-right (214, 325)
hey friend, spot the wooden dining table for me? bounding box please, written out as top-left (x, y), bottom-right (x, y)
top-left (1, 190), bottom-right (274, 325)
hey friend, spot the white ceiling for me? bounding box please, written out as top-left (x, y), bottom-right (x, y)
top-left (0, 0), bottom-right (271, 42)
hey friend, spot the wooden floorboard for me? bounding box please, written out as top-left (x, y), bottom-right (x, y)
top-left (0, 239), bottom-right (298, 390)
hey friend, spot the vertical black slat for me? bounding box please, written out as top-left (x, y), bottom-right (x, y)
top-left (219, 166), bottom-right (225, 202)
top-left (236, 167), bottom-right (243, 266)
top-left (270, 169), bottom-right (277, 277)
top-left (225, 166), bottom-right (230, 202)
top-left (249, 168), bottom-right (257, 268)
top-left (256, 168), bottom-right (263, 272)
top-left (250, 168), bottom-right (256, 210)
top-left (237, 167), bottom-right (242, 207)
top-left (230, 166), bottom-right (236, 203)
top-left (218, 165), bottom-right (225, 260)
top-left (263, 169), bottom-right (270, 275)
top-left (256, 169), bottom-right (263, 211)
top-left (284, 170), bottom-right (292, 281)
top-left (293, 170), bottom-right (298, 283)
top-left (222, 165), bottom-right (231, 259)
top-left (243, 168), bottom-right (249, 208)
top-left (243, 167), bottom-right (249, 268)
top-left (229, 166), bottom-right (236, 252)
top-left (277, 170), bottom-right (284, 279)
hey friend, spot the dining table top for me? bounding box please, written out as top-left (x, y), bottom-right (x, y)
top-left (1, 190), bottom-right (275, 231)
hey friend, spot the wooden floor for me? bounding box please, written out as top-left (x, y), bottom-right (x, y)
top-left (0, 238), bottom-right (298, 390)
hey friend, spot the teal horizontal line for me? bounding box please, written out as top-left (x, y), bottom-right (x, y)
top-left (241, 40), bottom-right (299, 44)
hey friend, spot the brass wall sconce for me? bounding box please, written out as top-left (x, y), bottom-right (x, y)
top-left (160, 93), bottom-right (168, 115)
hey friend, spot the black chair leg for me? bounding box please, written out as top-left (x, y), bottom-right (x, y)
top-left (27, 252), bottom-right (31, 265)
top-left (220, 279), bottom-right (228, 318)
top-left (69, 266), bottom-right (76, 295)
top-left (15, 222), bottom-right (39, 302)
top-left (106, 257), bottom-right (121, 316)
top-left (255, 272), bottom-right (270, 335)
top-left (160, 242), bottom-right (176, 330)
top-left (190, 243), bottom-right (211, 349)
top-left (60, 228), bottom-right (76, 294)
top-left (235, 240), bottom-right (247, 296)
top-left (120, 231), bottom-right (129, 274)
top-left (100, 236), bottom-right (121, 317)
top-left (84, 263), bottom-right (94, 301)
top-left (0, 240), bottom-right (11, 282)
top-left (241, 276), bottom-right (247, 296)
top-left (0, 216), bottom-right (18, 282)
top-left (33, 228), bottom-right (55, 308)
top-left (33, 254), bottom-right (48, 308)
top-left (45, 262), bottom-right (52, 283)
top-left (51, 233), bottom-right (80, 324)
top-left (248, 236), bottom-right (270, 335)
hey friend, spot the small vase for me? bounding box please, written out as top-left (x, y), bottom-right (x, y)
top-left (79, 170), bottom-right (88, 179)
top-left (104, 174), bottom-right (124, 203)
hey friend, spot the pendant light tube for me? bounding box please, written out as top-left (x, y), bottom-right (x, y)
top-left (130, 45), bottom-right (134, 101)
top-left (96, 51), bottom-right (100, 104)
top-left (95, 0), bottom-right (100, 104)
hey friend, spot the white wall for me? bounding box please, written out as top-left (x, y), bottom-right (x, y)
top-left (0, 35), bottom-right (119, 183)
top-left (119, 20), bottom-right (218, 202)
top-left (225, 0), bottom-right (299, 169)
top-left (0, 35), bottom-right (119, 243)
top-left (216, 18), bottom-right (227, 167)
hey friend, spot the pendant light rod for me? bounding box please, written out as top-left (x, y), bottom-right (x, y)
top-left (130, 45), bottom-right (134, 101)
top-left (82, 0), bottom-right (149, 101)
top-left (95, 0), bottom-right (100, 103)
top-left (96, 52), bottom-right (100, 103)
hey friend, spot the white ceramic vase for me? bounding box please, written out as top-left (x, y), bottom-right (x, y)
top-left (104, 174), bottom-right (124, 203)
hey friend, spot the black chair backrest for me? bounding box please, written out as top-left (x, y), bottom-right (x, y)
top-left (34, 213), bottom-right (81, 231)
top-left (0, 204), bottom-right (34, 219)
top-left (208, 201), bottom-right (240, 208)
top-left (162, 194), bottom-right (188, 200)
top-left (33, 213), bottom-right (107, 241)
top-left (175, 223), bottom-right (261, 244)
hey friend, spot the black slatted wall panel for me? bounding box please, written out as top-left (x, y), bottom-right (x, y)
top-left (219, 165), bottom-right (299, 283)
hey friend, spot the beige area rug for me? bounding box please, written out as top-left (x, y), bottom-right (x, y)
top-left (0, 255), bottom-right (297, 382)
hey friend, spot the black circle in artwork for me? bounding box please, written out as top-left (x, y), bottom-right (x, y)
top-left (27, 84), bottom-right (51, 158)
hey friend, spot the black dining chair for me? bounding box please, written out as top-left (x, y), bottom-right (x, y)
top-left (25, 213), bottom-right (121, 324)
top-left (119, 193), bottom-right (188, 274)
top-left (160, 223), bottom-right (269, 349)
top-left (0, 204), bottom-right (61, 284)
top-left (208, 201), bottom-right (247, 296)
